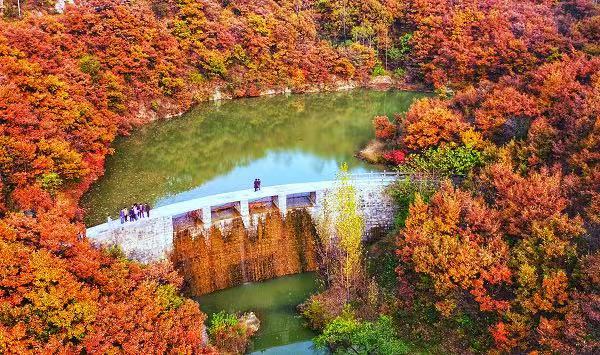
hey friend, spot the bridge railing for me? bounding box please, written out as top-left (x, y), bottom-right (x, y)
top-left (350, 170), bottom-right (441, 184)
top-left (349, 171), bottom-right (406, 179)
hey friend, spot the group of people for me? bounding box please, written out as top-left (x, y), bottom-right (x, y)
top-left (253, 178), bottom-right (262, 191)
top-left (119, 203), bottom-right (150, 224)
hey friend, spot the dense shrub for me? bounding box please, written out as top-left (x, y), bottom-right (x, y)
top-left (300, 297), bottom-right (337, 331)
top-left (372, 116), bottom-right (397, 140)
top-left (404, 144), bottom-right (483, 177)
top-left (208, 311), bottom-right (239, 338)
top-left (382, 149), bottom-right (406, 165)
top-left (315, 312), bottom-right (410, 354)
top-left (387, 178), bottom-right (438, 229)
top-left (208, 311), bottom-right (256, 354)
top-left (403, 98), bottom-right (468, 150)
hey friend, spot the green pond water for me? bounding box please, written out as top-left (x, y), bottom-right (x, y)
top-left (196, 273), bottom-right (324, 354)
top-left (82, 89), bottom-right (425, 225)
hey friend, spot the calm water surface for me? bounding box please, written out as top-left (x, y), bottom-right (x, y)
top-left (82, 89), bottom-right (424, 225)
top-left (196, 273), bottom-right (325, 354)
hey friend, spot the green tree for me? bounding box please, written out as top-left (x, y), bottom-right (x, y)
top-left (388, 177), bottom-right (437, 229)
top-left (79, 54), bottom-right (102, 82)
top-left (39, 172), bottom-right (62, 195)
top-left (315, 313), bottom-right (410, 354)
top-left (316, 163), bottom-right (364, 299)
top-left (404, 144), bottom-right (483, 177)
top-left (335, 163), bottom-right (364, 298)
top-left (208, 311), bottom-right (239, 339)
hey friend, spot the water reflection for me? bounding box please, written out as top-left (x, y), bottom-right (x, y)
top-left (82, 89), bottom-right (425, 225)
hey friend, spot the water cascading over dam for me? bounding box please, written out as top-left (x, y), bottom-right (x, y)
top-left (172, 210), bottom-right (319, 295)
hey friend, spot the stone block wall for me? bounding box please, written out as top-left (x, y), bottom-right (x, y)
top-left (357, 183), bottom-right (397, 240)
top-left (312, 182), bottom-right (396, 241)
top-left (91, 216), bottom-right (174, 263)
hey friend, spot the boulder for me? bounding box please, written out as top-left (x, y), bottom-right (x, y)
top-left (240, 312), bottom-right (260, 333)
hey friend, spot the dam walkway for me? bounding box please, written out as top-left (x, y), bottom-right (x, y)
top-left (85, 171), bottom-right (412, 262)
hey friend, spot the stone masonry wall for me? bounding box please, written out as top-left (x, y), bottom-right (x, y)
top-left (312, 182), bottom-right (397, 241)
top-left (358, 183), bottom-right (397, 240)
top-left (91, 216), bottom-right (174, 263)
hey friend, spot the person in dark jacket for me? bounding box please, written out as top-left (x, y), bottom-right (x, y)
top-left (257, 178), bottom-right (262, 191)
top-left (145, 203), bottom-right (150, 218)
top-left (129, 207), bottom-right (136, 221)
top-left (137, 203), bottom-right (144, 219)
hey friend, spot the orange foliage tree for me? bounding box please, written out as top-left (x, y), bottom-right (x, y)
top-left (372, 115), bottom-right (397, 140)
top-left (398, 182), bottom-right (511, 317)
top-left (0, 206), bottom-right (216, 353)
top-left (478, 161), bottom-right (586, 351)
top-left (397, 158), bottom-right (593, 351)
top-left (402, 97), bottom-right (468, 150)
top-left (405, 0), bottom-right (566, 88)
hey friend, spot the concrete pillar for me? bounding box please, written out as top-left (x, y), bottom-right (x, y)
top-left (276, 194), bottom-right (287, 216)
top-left (201, 207), bottom-right (212, 228)
top-left (309, 191), bottom-right (317, 205)
top-left (239, 200), bottom-right (250, 227)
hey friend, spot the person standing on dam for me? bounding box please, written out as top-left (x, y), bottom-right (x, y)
top-left (129, 206), bottom-right (136, 222)
top-left (137, 203), bottom-right (144, 219)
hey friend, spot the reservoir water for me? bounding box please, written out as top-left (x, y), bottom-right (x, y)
top-left (82, 89), bottom-right (424, 225)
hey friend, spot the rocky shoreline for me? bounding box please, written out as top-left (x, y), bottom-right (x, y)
top-left (135, 75), bottom-right (429, 125)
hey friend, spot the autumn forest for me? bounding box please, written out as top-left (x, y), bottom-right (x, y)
top-left (0, 0), bottom-right (599, 354)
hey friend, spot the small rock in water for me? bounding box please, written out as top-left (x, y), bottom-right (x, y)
top-left (241, 312), bottom-right (260, 333)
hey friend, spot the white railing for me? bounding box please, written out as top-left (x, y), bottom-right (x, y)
top-left (350, 170), bottom-right (406, 179)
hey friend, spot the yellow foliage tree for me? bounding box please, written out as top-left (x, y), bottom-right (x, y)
top-left (317, 163), bottom-right (364, 299)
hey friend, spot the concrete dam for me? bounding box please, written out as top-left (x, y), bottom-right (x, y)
top-left (86, 172), bottom-right (405, 263)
